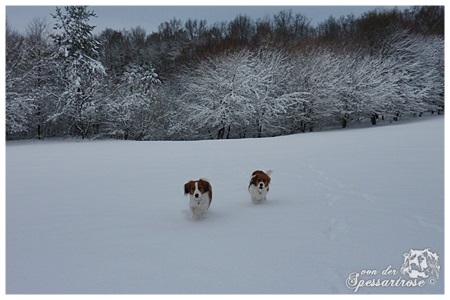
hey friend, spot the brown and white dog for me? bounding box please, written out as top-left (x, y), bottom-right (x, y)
top-left (184, 179), bottom-right (213, 218)
top-left (248, 170), bottom-right (272, 204)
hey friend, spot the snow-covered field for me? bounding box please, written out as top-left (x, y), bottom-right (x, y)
top-left (6, 116), bottom-right (444, 294)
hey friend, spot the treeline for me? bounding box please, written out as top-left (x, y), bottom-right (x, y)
top-left (100, 6), bottom-right (444, 80)
top-left (6, 6), bottom-right (444, 140)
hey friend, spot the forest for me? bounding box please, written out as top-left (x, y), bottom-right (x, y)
top-left (5, 6), bottom-right (444, 140)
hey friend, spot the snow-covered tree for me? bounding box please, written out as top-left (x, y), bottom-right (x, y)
top-left (50, 6), bottom-right (106, 139)
top-left (177, 49), bottom-right (297, 139)
top-left (177, 50), bottom-right (256, 139)
top-left (339, 53), bottom-right (402, 126)
top-left (288, 49), bottom-right (342, 131)
top-left (23, 18), bottom-right (62, 139)
top-left (51, 6), bottom-right (100, 58)
top-left (378, 29), bottom-right (444, 119)
top-left (245, 49), bottom-right (296, 137)
top-left (421, 35), bottom-right (444, 114)
top-left (6, 19), bottom-right (59, 139)
top-left (288, 34), bottom-right (444, 130)
top-left (6, 24), bottom-right (34, 138)
top-left (105, 64), bottom-right (161, 140)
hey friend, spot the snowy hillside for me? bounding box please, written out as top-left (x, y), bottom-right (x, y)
top-left (6, 116), bottom-right (444, 294)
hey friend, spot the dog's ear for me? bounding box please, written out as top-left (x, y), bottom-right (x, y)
top-left (184, 181), bottom-right (193, 195)
top-left (202, 180), bottom-right (210, 192)
top-left (249, 174), bottom-right (257, 186)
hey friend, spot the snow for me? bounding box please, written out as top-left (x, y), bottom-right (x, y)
top-left (6, 116), bottom-right (444, 294)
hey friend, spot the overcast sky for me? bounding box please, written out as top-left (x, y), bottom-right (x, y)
top-left (5, 3), bottom-right (412, 35)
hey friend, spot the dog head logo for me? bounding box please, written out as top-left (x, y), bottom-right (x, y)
top-left (400, 249), bottom-right (440, 279)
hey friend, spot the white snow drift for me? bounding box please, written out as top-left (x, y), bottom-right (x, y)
top-left (6, 116), bottom-right (444, 294)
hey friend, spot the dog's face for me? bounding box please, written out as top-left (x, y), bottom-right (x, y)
top-left (400, 249), bottom-right (440, 279)
top-left (250, 171), bottom-right (271, 191)
top-left (184, 179), bottom-right (210, 199)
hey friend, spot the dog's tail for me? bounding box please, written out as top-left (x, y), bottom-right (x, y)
top-left (266, 170), bottom-right (273, 176)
